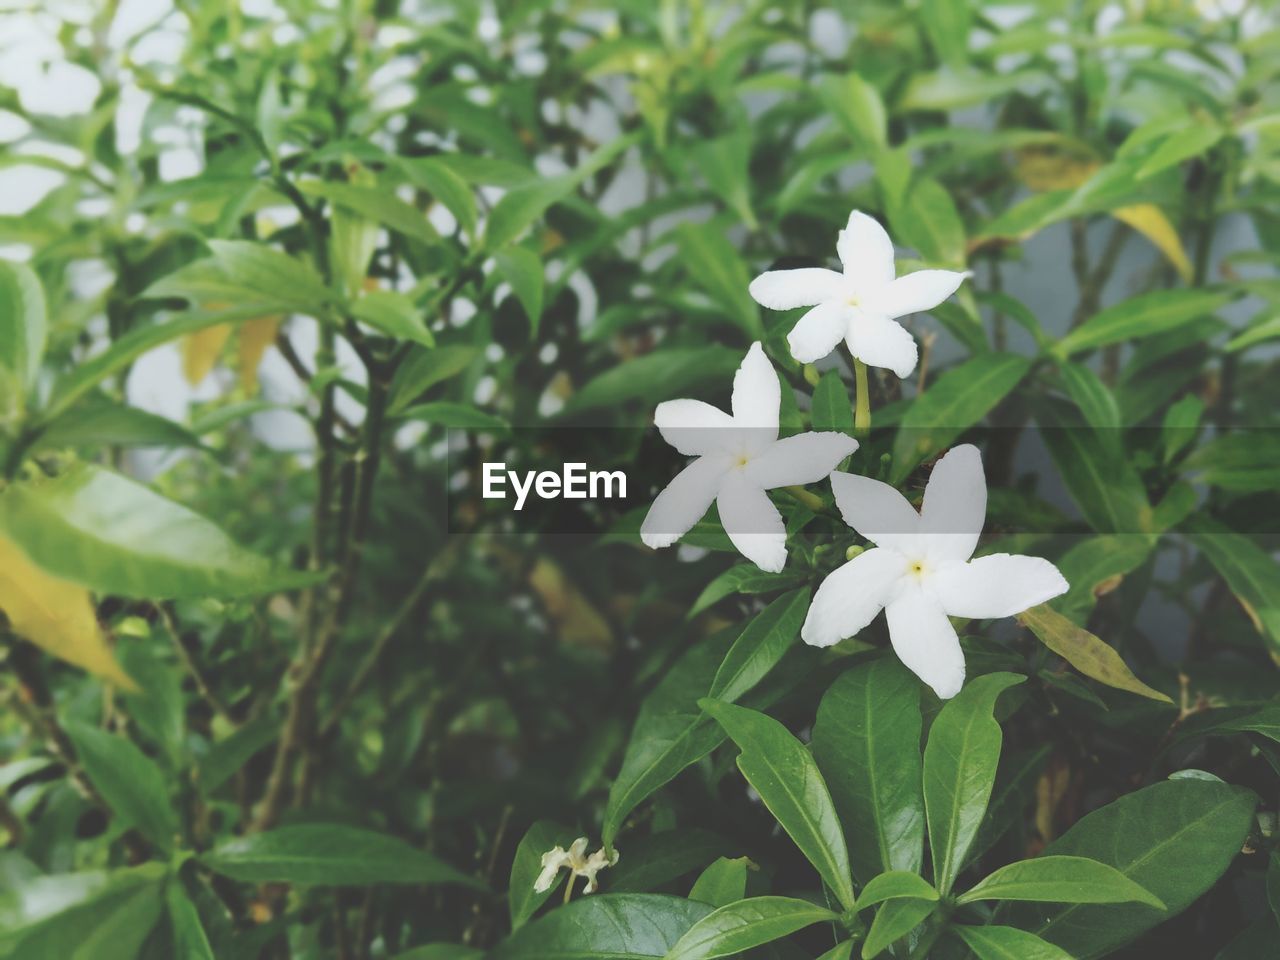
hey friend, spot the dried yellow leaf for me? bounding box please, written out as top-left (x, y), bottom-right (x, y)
top-left (1014, 148), bottom-right (1099, 191)
top-left (237, 316), bottom-right (282, 394)
top-left (182, 323), bottom-right (233, 386)
top-left (528, 557), bottom-right (612, 652)
top-left (0, 535), bottom-right (136, 690)
top-left (1112, 204), bottom-right (1194, 283)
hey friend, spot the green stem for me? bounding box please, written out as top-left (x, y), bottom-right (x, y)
top-left (853, 359), bottom-right (871, 440)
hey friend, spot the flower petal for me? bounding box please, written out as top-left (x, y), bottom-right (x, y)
top-left (749, 268), bottom-right (848, 310)
top-left (830, 470), bottom-right (921, 553)
top-left (838, 210), bottom-right (896, 292)
top-left (716, 472), bottom-right (787, 572)
top-left (846, 314), bottom-right (918, 379)
top-left (654, 399), bottom-right (736, 457)
top-left (640, 455), bottom-right (730, 549)
top-left (787, 300), bottom-right (852, 364)
top-left (802, 547), bottom-right (907, 647)
top-left (920, 444), bottom-right (986, 567)
top-left (932, 554), bottom-right (1069, 620)
top-left (871, 269), bottom-right (970, 319)
top-left (731, 342), bottom-right (780, 438)
top-left (744, 432), bottom-right (859, 490)
top-left (885, 584), bottom-right (966, 699)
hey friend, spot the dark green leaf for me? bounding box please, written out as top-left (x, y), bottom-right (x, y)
top-left (299, 180), bottom-right (439, 246)
top-left (861, 897), bottom-right (935, 959)
top-left (165, 882), bottom-right (215, 960)
top-left (687, 857), bottom-right (749, 908)
top-left (495, 246), bottom-right (545, 333)
top-left (664, 896), bottom-right (838, 960)
top-left (811, 369), bottom-right (855, 434)
top-left (489, 894), bottom-right (710, 960)
top-left (688, 565), bottom-right (805, 619)
top-left (1056, 289), bottom-right (1232, 357)
top-left (958, 855), bottom-right (1164, 906)
top-left (509, 821), bottom-right (577, 929)
top-left (65, 723), bottom-right (178, 853)
top-left (399, 401), bottom-right (508, 431)
top-left (674, 222), bottom-right (762, 339)
top-left (854, 871), bottom-right (938, 908)
top-left (34, 400), bottom-right (206, 454)
top-left (607, 829), bottom-right (732, 893)
top-left (708, 587), bottom-right (809, 704)
top-left (951, 924), bottom-right (1074, 960)
top-left (1186, 517), bottom-right (1280, 660)
top-left (564, 347), bottom-right (742, 415)
top-left (398, 156), bottom-right (477, 238)
top-left (388, 346), bottom-right (479, 415)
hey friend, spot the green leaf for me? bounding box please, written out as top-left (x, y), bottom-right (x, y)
top-left (484, 132), bottom-right (638, 250)
top-left (33, 399), bottom-right (206, 454)
top-left (388, 346), bottom-right (479, 415)
top-left (663, 896), bottom-right (838, 960)
top-left (0, 259), bottom-right (47, 409)
top-left (495, 246), bottom-right (545, 334)
top-left (687, 857), bottom-right (749, 908)
top-left (1183, 433), bottom-right (1280, 493)
top-left (299, 180), bottom-right (439, 246)
top-left (812, 659), bottom-right (925, 884)
top-left (1018, 604), bottom-right (1172, 703)
top-left (811, 369), bottom-right (855, 434)
top-left (1269, 849), bottom-right (1280, 927)
top-left (489, 894), bottom-right (710, 960)
top-left (607, 829), bottom-right (732, 893)
top-left (1186, 518), bottom-right (1280, 660)
top-left (0, 464), bottom-right (319, 599)
top-left (564, 347), bottom-right (743, 415)
top-left (350, 291), bottom-right (436, 348)
top-left (165, 882), bottom-right (215, 960)
top-left (143, 239), bottom-right (332, 315)
top-left (1019, 779), bottom-right (1257, 957)
top-left (202, 825), bottom-right (485, 889)
top-left (900, 70), bottom-right (1035, 112)
top-left (951, 925), bottom-right (1074, 960)
top-left (1056, 361), bottom-right (1120, 432)
top-left (923, 672), bottom-right (1026, 895)
top-left (393, 947), bottom-right (484, 960)
top-left (958, 855), bottom-right (1164, 906)
top-left (64, 723), bottom-right (178, 853)
top-left (1137, 125), bottom-right (1224, 180)
top-left (688, 564), bottom-right (805, 618)
top-left (1051, 535), bottom-right (1154, 624)
top-left (820, 73), bottom-right (887, 150)
top-left (509, 821), bottom-right (577, 929)
top-left (1225, 311), bottom-right (1280, 352)
top-left (690, 129), bottom-right (756, 228)
top-left (1056, 289), bottom-right (1232, 357)
top-left (891, 354), bottom-right (1031, 484)
top-left (398, 156), bottom-right (477, 238)
top-left (399, 401), bottom-right (508, 431)
top-left (700, 699), bottom-right (856, 911)
top-left (889, 178), bottom-right (967, 267)
top-left (921, 0), bottom-right (971, 67)
top-left (855, 871), bottom-right (938, 909)
top-left (861, 897), bottom-right (936, 959)
top-left (674, 222), bottom-right (763, 339)
top-left (196, 715), bottom-right (280, 795)
top-left (708, 587), bottom-right (809, 704)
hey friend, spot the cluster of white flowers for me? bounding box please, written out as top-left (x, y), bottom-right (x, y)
top-left (640, 209), bottom-right (1069, 701)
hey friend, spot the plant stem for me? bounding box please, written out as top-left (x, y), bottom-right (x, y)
top-left (853, 358), bottom-right (871, 440)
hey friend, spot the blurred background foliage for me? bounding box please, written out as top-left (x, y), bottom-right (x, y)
top-left (1, 0), bottom-right (1279, 957)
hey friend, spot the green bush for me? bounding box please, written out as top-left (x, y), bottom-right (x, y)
top-left (1, 1), bottom-right (1278, 958)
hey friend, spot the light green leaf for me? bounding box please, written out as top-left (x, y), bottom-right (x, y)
top-left (398, 156), bottom-right (477, 238)
top-left (861, 897), bottom-right (936, 959)
top-left (958, 855), bottom-right (1164, 906)
top-left (299, 179), bottom-right (439, 246)
top-left (1057, 361), bottom-right (1121, 432)
top-left (387, 346), bottom-right (479, 415)
top-left (1020, 779), bottom-right (1257, 958)
top-left (1056, 289), bottom-right (1232, 357)
top-left (0, 259), bottom-right (47, 409)
top-left (1161, 394), bottom-right (1205, 463)
top-left (1019, 604), bottom-right (1172, 703)
top-left (202, 825), bottom-right (485, 888)
top-left (891, 354), bottom-right (1031, 483)
top-left (65, 723), bottom-right (178, 853)
top-left (708, 587), bottom-right (809, 704)
top-left (690, 129), bottom-right (756, 228)
top-left (490, 894), bottom-right (710, 960)
top-left (0, 464), bottom-right (320, 599)
top-left (143, 239), bottom-right (332, 315)
top-left (350, 290), bottom-right (436, 347)
top-left (1225, 311), bottom-right (1280, 352)
top-left (951, 924), bottom-right (1075, 960)
top-left (889, 178), bottom-right (966, 266)
top-left (399, 401), bottom-right (508, 431)
top-left (1183, 433), bottom-right (1280, 493)
top-left (700, 699), bottom-right (856, 911)
top-left (495, 246), bottom-right (545, 333)
top-left (923, 672), bottom-right (1026, 895)
top-left (811, 369), bottom-right (855, 434)
top-left (663, 896), bottom-right (838, 960)
top-left (165, 882), bottom-right (215, 960)
top-left (1137, 125), bottom-right (1224, 180)
top-left (812, 659), bottom-right (925, 884)
top-left (675, 222), bottom-right (763, 339)
top-left (922, 0), bottom-right (971, 67)
top-left (855, 871), bottom-right (938, 909)
top-left (393, 946), bottom-right (484, 960)
top-left (33, 399), bottom-right (206, 454)
top-left (820, 73), bottom-right (887, 150)
top-left (688, 857), bottom-right (749, 908)
top-left (900, 70), bottom-right (1036, 112)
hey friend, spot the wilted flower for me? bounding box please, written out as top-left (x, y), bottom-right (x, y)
top-left (533, 837), bottom-right (618, 895)
top-left (802, 444), bottom-right (1068, 699)
top-left (641, 342), bottom-right (858, 572)
top-left (748, 210), bottom-right (970, 378)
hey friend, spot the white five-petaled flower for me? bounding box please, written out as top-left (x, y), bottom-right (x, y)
top-left (533, 838), bottom-right (618, 895)
top-left (641, 342), bottom-right (859, 573)
top-left (748, 209), bottom-right (971, 378)
top-left (802, 444), bottom-right (1069, 699)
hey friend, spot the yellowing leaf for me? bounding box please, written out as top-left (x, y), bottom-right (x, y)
top-left (0, 534), bottom-right (136, 690)
top-left (237, 316), bottom-right (282, 393)
top-left (1112, 204), bottom-right (1194, 283)
top-left (1014, 148), bottom-right (1099, 191)
top-left (528, 557), bottom-right (612, 652)
top-left (1019, 604), bottom-right (1172, 704)
top-left (182, 323), bottom-right (233, 386)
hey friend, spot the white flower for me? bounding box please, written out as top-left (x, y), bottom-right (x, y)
top-left (533, 837), bottom-right (618, 895)
top-left (641, 342), bottom-right (859, 573)
top-left (748, 210), bottom-right (970, 378)
top-left (802, 444), bottom-right (1068, 699)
